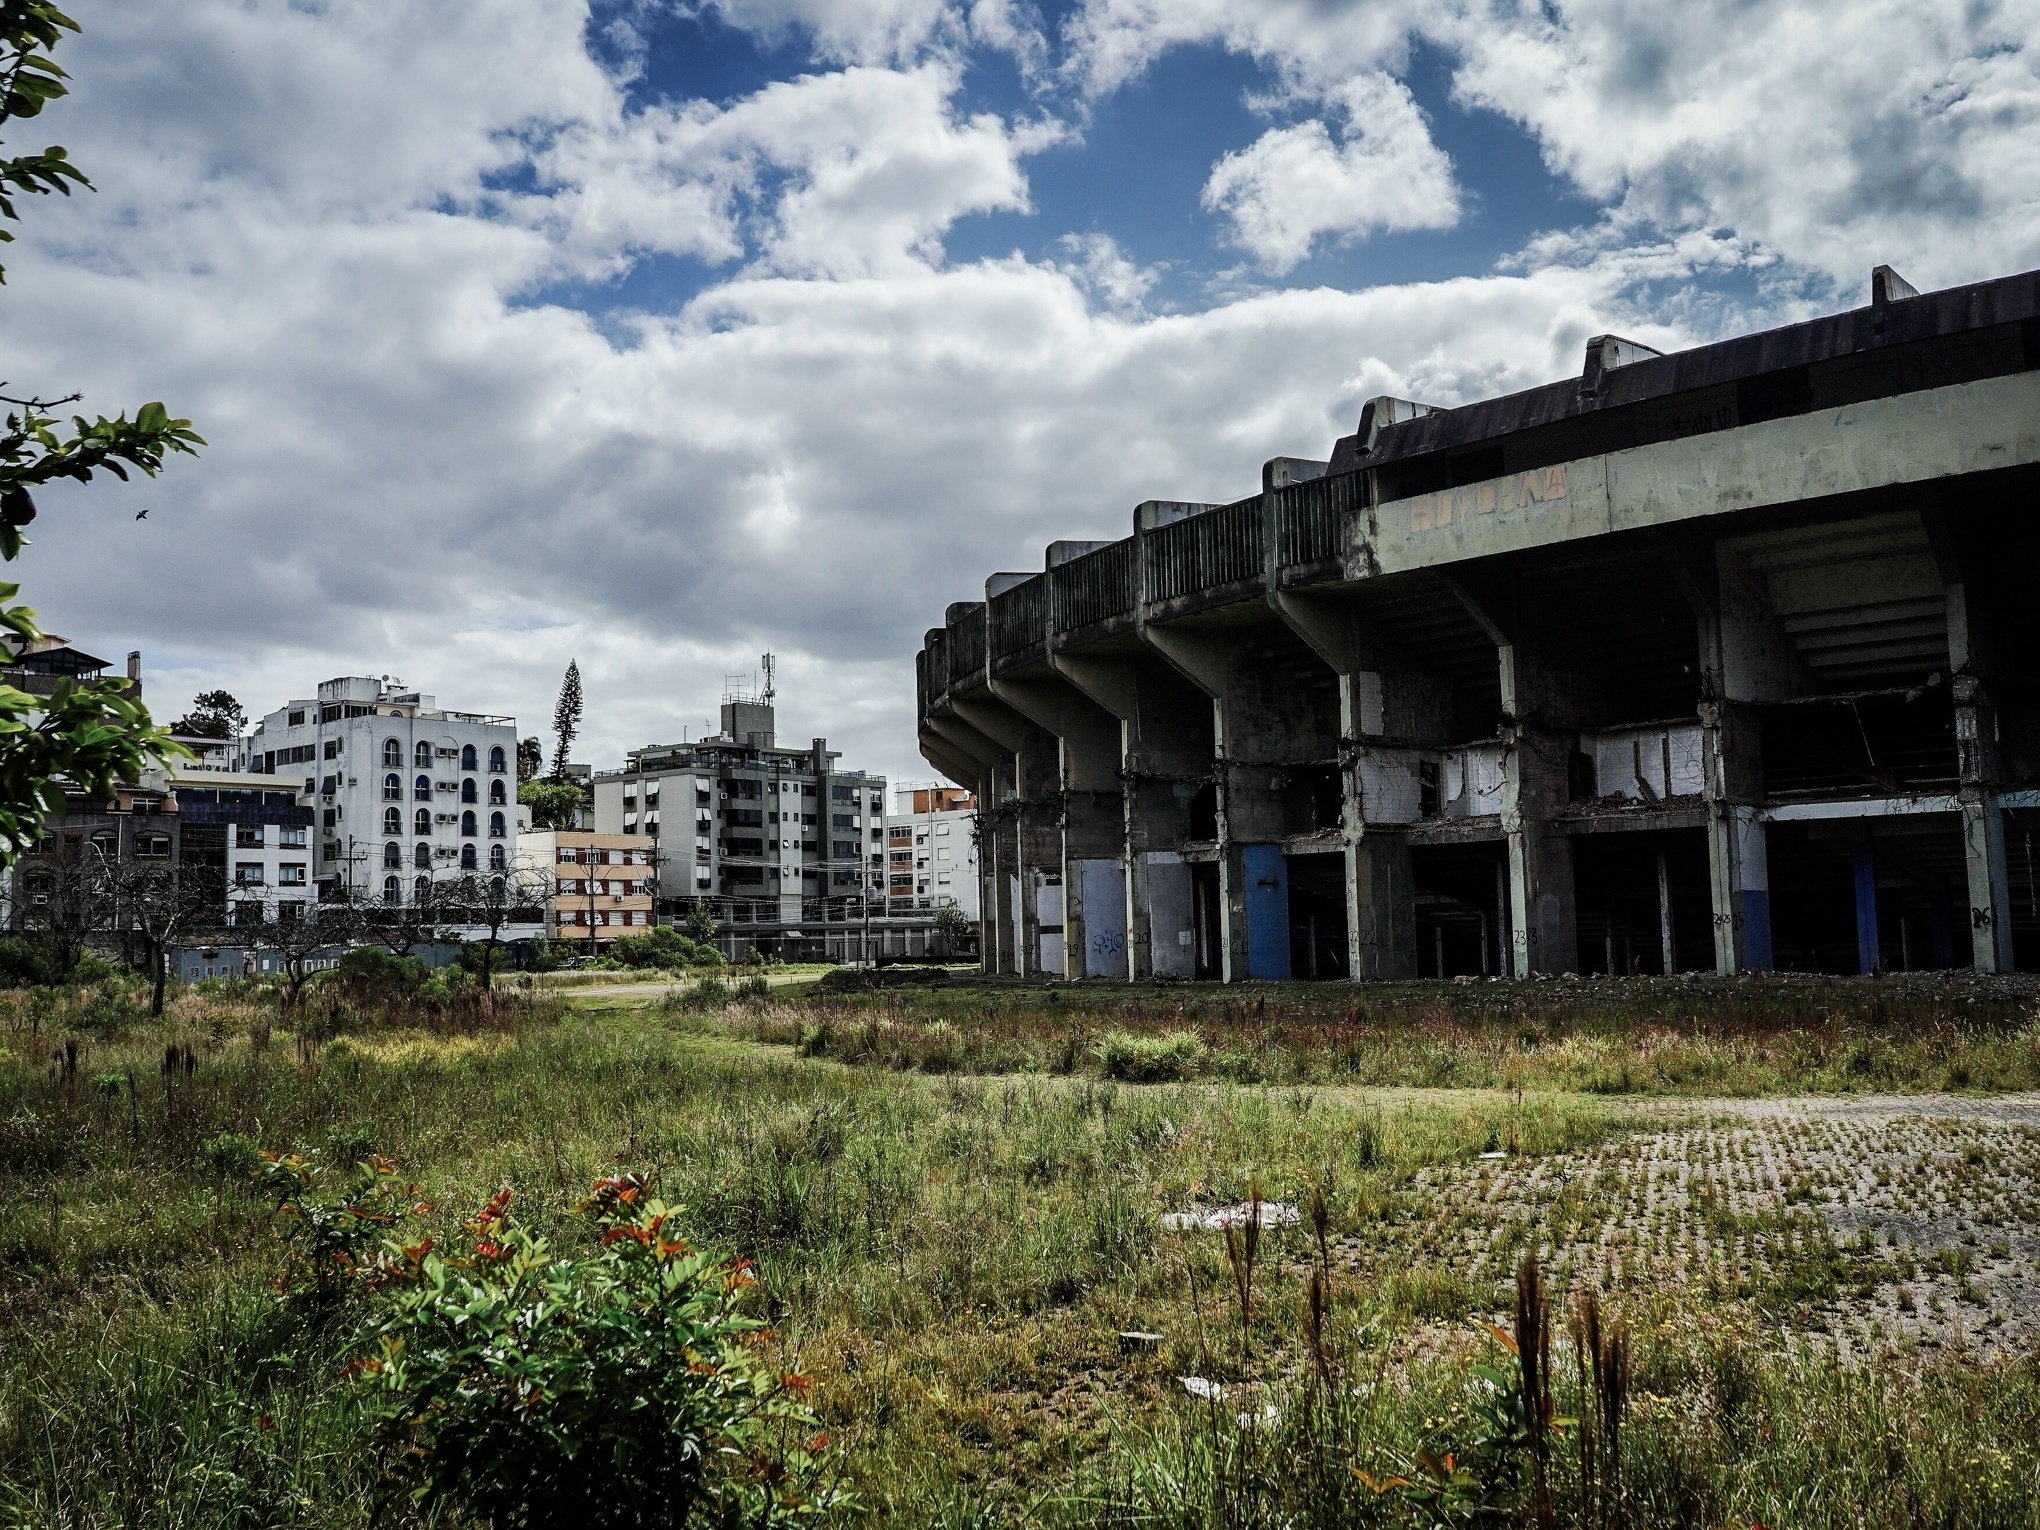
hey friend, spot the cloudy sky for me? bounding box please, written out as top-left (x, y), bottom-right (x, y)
top-left (6, 0), bottom-right (2039, 785)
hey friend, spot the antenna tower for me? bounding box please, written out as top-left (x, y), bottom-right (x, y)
top-left (761, 653), bottom-right (776, 705)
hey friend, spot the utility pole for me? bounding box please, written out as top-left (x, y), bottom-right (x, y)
top-left (586, 838), bottom-right (598, 960)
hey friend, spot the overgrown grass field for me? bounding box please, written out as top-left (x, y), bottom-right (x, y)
top-left (1, 973), bottom-right (2038, 1526)
top-left (766, 970), bottom-right (2040, 1095)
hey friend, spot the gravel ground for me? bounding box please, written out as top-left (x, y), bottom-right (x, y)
top-left (1368, 1093), bottom-right (2040, 1357)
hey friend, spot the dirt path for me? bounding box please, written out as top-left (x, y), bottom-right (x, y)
top-left (552, 970), bottom-right (820, 1001)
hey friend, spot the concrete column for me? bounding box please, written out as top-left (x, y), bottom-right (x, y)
top-left (925, 712), bottom-right (1009, 974)
top-left (1140, 621), bottom-right (1336, 981)
top-left (1699, 541), bottom-right (1793, 972)
top-left (1268, 587), bottom-right (1435, 980)
top-left (991, 672), bottom-right (1125, 979)
top-left (954, 696), bottom-right (1060, 977)
top-left (1945, 570), bottom-right (2014, 971)
top-left (1926, 508), bottom-right (2014, 969)
top-left (1446, 570), bottom-right (1591, 975)
top-left (1053, 651), bottom-right (1210, 979)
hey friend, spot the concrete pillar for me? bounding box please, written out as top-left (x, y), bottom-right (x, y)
top-left (925, 712), bottom-right (1009, 974)
top-left (1053, 651), bottom-right (1210, 979)
top-left (954, 696), bottom-right (1060, 977)
top-left (1140, 621), bottom-right (1330, 981)
top-left (1947, 581), bottom-right (2014, 971)
top-left (1446, 570), bottom-right (1592, 976)
top-left (1268, 587), bottom-right (1436, 980)
top-left (991, 672), bottom-right (1125, 978)
top-left (1923, 508), bottom-right (2014, 970)
top-left (1698, 541), bottom-right (1794, 972)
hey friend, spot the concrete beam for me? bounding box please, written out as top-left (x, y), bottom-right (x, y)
top-left (1353, 371), bottom-right (2040, 579)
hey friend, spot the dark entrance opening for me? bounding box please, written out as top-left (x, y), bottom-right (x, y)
top-left (1569, 828), bottom-right (1712, 974)
top-left (1411, 842), bottom-right (1507, 978)
top-left (1285, 850), bottom-right (1347, 979)
top-left (1190, 860), bottom-right (1222, 980)
top-left (2008, 805), bottom-right (2040, 973)
top-left (1767, 815), bottom-right (1969, 972)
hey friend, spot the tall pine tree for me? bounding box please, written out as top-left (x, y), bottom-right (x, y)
top-left (549, 659), bottom-right (582, 783)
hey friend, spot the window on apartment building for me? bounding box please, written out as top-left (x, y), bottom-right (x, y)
top-left (414, 844), bottom-right (431, 870)
top-left (278, 864), bottom-right (306, 885)
top-left (280, 827), bottom-right (306, 849)
top-left (414, 808), bottom-right (431, 836)
top-left (383, 773), bottom-right (401, 801)
top-left (490, 844), bottom-right (506, 871)
top-left (460, 778), bottom-right (477, 804)
top-left (235, 862), bottom-right (265, 886)
top-left (236, 825), bottom-right (265, 848)
top-left (460, 811), bottom-right (476, 837)
top-left (384, 807), bottom-right (401, 834)
top-left (461, 744), bottom-right (477, 770)
top-left (489, 811), bottom-right (505, 838)
top-left (136, 832), bottom-right (170, 858)
top-left (488, 745), bottom-right (506, 773)
top-left (414, 874), bottom-right (431, 901)
top-left (489, 779), bottom-right (506, 805)
top-left (414, 774), bottom-right (430, 801)
top-left (384, 874), bottom-right (400, 902)
top-left (414, 741), bottom-right (432, 768)
top-left (288, 710), bottom-right (304, 727)
top-left (322, 738), bottom-right (341, 759)
top-left (384, 842), bottom-right (401, 869)
top-left (382, 739), bottom-right (402, 766)
top-left (460, 844), bottom-right (477, 870)
top-left (234, 900), bottom-right (265, 927)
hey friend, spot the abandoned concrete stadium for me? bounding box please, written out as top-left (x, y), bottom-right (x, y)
top-left (916, 265), bottom-right (2040, 982)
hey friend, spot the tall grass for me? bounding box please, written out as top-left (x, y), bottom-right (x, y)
top-left (0, 980), bottom-right (2036, 1525)
top-left (738, 973), bottom-right (2040, 1095)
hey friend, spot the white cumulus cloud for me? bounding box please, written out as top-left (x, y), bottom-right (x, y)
top-left (1201, 74), bottom-right (1461, 273)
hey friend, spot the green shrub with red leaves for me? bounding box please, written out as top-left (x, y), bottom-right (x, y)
top-left (344, 1174), bottom-right (848, 1528)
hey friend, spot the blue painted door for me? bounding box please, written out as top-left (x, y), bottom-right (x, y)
top-left (1241, 844), bottom-right (1291, 981)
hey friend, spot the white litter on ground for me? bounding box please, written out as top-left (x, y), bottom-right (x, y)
top-left (1160, 1201), bottom-right (1302, 1231)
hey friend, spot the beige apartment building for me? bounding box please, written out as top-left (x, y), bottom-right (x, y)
top-left (516, 829), bottom-right (656, 951)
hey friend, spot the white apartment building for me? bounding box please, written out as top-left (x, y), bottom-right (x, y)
top-left (235, 676), bottom-right (518, 903)
top-left (884, 784), bottom-right (979, 918)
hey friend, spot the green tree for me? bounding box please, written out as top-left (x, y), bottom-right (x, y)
top-left (169, 688), bottom-right (243, 738)
top-left (0, 3), bottom-right (202, 863)
top-left (517, 778), bottom-right (583, 831)
top-left (549, 658), bottom-right (582, 782)
top-left (516, 734), bottom-right (542, 781)
top-left (684, 899), bottom-right (717, 943)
